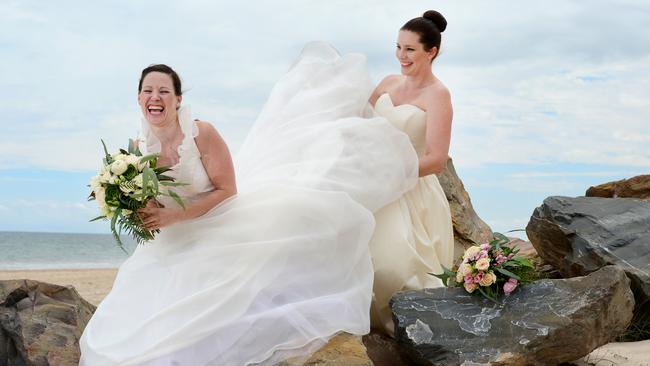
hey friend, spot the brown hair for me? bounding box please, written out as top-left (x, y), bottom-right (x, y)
top-left (401, 10), bottom-right (447, 61)
top-left (138, 64), bottom-right (183, 96)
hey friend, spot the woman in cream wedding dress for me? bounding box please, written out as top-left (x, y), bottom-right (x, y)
top-left (80, 44), bottom-right (419, 365)
top-left (368, 10), bottom-right (455, 336)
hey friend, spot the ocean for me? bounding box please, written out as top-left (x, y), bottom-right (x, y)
top-left (0, 231), bottom-right (138, 269)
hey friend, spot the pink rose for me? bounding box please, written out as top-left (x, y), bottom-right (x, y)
top-left (464, 274), bottom-right (474, 284)
top-left (473, 271), bottom-right (484, 283)
top-left (480, 243), bottom-right (490, 251)
top-left (495, 254), bottom-right (507, 265)
top-left (479, 250), bottom-right (489, 259)
top-left (503, 278), bottom-right (518, 295)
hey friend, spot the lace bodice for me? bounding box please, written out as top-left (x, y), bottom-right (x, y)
top-left (140, 106), bottom-right (214, 206)
top-left (374, 93), bottom-right (427, 157)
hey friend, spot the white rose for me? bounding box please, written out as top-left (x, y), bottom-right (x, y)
top-left (126, 154), bottom-right (140, 167)
top-left (90, 175), bottom-right (102, 191)
top-left (479, 272), bottom-right (495, 286)
top-left (95, 187), bottom-right (106, 208)
top-left (456, 270), bottom-right (464, 283)
top-left (99, 170), bottom-right (111, 183)
top-left (463, 246), bottom-right (481, 260)
top-left (464, 282), bottom-right (478, 293)
top-left (476, 258), bottom-right (491, 271)
top-left (112, 153), bottom-right (127, 161)
top-left (460, 263), bottom-right (473, 276)
top-left (111, 160), bottom-right (128, 175)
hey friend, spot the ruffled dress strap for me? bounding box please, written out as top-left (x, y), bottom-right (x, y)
top-left (176, 106), bottom-right (200, 164)
top-left (140, 106), bottom-right (214, 202)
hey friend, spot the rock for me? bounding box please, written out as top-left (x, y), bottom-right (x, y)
top-left (362, 330), bottom-right (410, 366)
top-left (586, 174), bottom-right (650, 199)
top-left (507, 238), bottom-right (537, 258)
top-left (575, 340), bottom-right (650, 366)
top-left (0, 279), bottom-right (95, 366)
top-left (279, 333), bottom-right (374, 366)
top-left (437, 157), bottom-right (493, 259)
top-left (391, 266), bottom-right (634, 366)
top-left (526, 196), bottom-right (650, 311)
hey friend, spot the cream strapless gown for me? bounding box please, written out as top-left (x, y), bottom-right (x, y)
top-left (369, 93), bottom-right (455, 336)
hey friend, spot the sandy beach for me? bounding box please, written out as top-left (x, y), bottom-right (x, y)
top-left (1, 267), bottom-right (647, 365)
top-left (0, 268), bottom-right (118, 306)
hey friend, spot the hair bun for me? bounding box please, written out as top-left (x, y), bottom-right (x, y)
top-left (423, 10), bottom-right (447, 32)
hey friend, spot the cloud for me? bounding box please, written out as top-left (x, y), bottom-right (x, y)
top-left (1, 0), bottom-right (649, 174)
top-left (447, 56), bottom-right (650, 168)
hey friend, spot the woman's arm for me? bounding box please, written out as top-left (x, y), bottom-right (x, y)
top-left (418, 87), bottom-right (452, 176)
top-left (140, 121), bottom-right (237, 230)
top-left (369, 75), bottom-right (401, 106)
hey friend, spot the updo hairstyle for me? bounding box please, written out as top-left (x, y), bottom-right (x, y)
top-left (401, 10), bottom-right (447, 61)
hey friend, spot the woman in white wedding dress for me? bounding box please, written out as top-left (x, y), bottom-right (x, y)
top-left (367, 10), bottom-right (455, 336)
top-left (79, 46), bottom-right (419, 364)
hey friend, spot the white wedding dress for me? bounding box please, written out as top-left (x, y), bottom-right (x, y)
top-left (79, 42), bottom-right (419, 366)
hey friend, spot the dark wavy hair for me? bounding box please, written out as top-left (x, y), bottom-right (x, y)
top-left (401, 10), bottom-right (447, 61)
top-left (138, 64), bottom-right (183, 96)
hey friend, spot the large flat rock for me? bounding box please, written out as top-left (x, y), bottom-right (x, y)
top-left (391, 266), bottom-right (634, 366)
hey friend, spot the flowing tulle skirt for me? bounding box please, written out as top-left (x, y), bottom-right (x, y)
top-left (79, 42), bottom-right (419, 366)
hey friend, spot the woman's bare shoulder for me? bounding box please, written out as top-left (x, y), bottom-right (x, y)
top-left (193, 120), bottom-right (226, 146)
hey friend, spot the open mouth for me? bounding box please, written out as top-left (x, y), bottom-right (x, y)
top-left (400, 62), bottom-right (413, 67)
top-left (148, 106), bottom-right (164, 116)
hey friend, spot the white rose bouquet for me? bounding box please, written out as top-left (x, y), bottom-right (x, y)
top-left (88, 139), bottom-right (185, 252)
top-left (432, 233), bottom-right (535, 301)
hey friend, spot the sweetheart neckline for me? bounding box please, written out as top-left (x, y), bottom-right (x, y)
top-left (378, 93), bottom-right (426, 114)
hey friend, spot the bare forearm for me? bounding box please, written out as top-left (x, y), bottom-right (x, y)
top-left (418, 154), bottom-right (447, 177)
top-left (176, 188), bottom-right (236, 222)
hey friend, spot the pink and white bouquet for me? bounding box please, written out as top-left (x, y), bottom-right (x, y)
top-left (88, 139), bottom-right (185, 252)
top-left (433, 233), bottom-right (535, 301)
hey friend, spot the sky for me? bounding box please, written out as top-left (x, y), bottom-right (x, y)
top-left (1, 0), bottom-right (649, 238)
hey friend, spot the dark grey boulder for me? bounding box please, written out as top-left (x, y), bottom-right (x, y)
top-left (526, 196), bottom-right (650, 310)
top-left (391, 266), bottom-right (634, 366)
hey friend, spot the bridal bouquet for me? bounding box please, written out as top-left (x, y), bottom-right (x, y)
top-left (88, 139), bottom-right (185, 252)
top-left (433, 233), bottom-right (535, 301)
